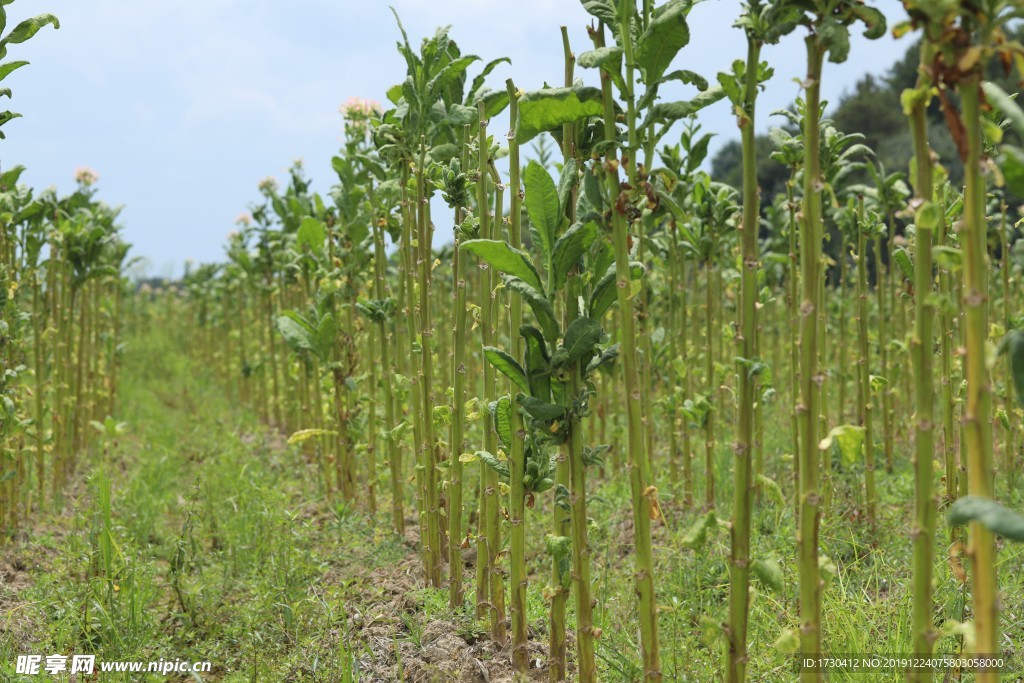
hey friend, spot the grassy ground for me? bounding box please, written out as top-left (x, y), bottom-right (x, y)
top-left (1, 325), bottom-right (1022, 681)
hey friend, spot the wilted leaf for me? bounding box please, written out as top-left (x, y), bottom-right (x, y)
top-left (287, 428), bottom-right (338, 446)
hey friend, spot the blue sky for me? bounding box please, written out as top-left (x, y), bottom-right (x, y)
top-left (1, 0), bottom-right (909, 278)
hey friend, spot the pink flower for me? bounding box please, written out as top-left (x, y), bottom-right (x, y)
top-left (257, 177), bottom-right (278, 195)
top-left (74, 167), bottom-right (99, 186)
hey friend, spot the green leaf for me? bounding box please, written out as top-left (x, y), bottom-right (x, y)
top-left (461, 239), bottom-right (544, 292)
top-left (635, 0), bottom-right (691, 85)
top-left (556, 157), bottom-right (578, 218)
top-left (551, 220), bottom-right (597, 293)
top-left (276, 313), bottom-right (316, 355)
top-left (296, 216), bottom-right (325, 253)
top-left (982, 82), bottom-right (1024, 138)
top-left (643, 87), bottom-right (724, 128)
top-left (524, 160), bottom-right (560, 270)
top-left (316, 313), bottom-right (336, 354)
top-left (658, 69), bottom-right (708, 92)
top-left (521, 325), bottom-right (552, 402)
top-left (819, 424), bottom-right (865, 467)
top-left (563, 317), bottom-right (602, 365)
top-left (478, 89), bottom-right (510, 118)
top-left (819, 554), bottom-right (837, 586)
top-left (589, 262), bottom-right (644, 319)
top-left (505, 277), bottom-right (559, 341)
top-left (468, 57), bottom-right (511, 102)
top-left (849, 5), bottom-right (886, 40)
top-left (476, 450), bottom-right (510, 480)
top-left (545, 534), bottom-right (572, 589)
top-left (579, 0), bottom-right (618, 29)
top-left (492, 395), bottom-right (513, 448)
top-left (819, 18), bottom-right (851, 64)
top-left (585, 343), bottom-right (619, 374)
top-left (892, 247), bottom-right (913, 282)
top-left (427, 55), bottom-right (479, 101)
top-left (484, 346), bottom-right (528, 393)
top-left (756, 474), bottom-right (785, 506)
top-left (774, 628), bottom-right (800, 654)
top-left (998, 145), bottom-right (1024, 197)
top-left (1000, 329), bottom-right (1024, 407)
top-left (931, 245), bottom-right (963, 272)
top-left (515, 86), bottom-right (605, 144)
top-left (947, 495), bottom-right (1024, 541)
top-left (0, 13), bottom-right (58, 48)
top-left (583, 166), bottom-right (603, 211)
top-left (681, 510), bottom-right (718, 550)
top-left (0, 59), bottom-right (27, 82)
top-left (518, 394), bottom-right (565, 421)
top-left (751, 557), bottom-right (783, 592)
top-left (577, 47), bottom-right (622, 72)
top-left (914, 201), bottom-right (940, 231)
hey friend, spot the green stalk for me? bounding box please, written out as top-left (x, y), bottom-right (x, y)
top-left (959, 78), bottom-right (998, 676)
top-left (415, 141), bottom-right (442, 588)
top-left (668, 232), bottom-right (680, 490)
top-left (908, 57), bottom-right (937, 673)
top-left (682, 254), bottom-right (694, 506)
top-left (364, 324), bottom-right (378, 516)
top-left (371, 184), bottom-right (405, 534)
top-left (999, 203), bottom-right (1015, 490)
top-left (477, 109), bottom-right (509, 643)
top-left (875, 226), bottom-right (893, 473)
top-left (505, 78), bottom-right (529, 672)
top-left (565, 248), bottom-right (597, 680)
top-left (266, 286), bottom-right (282, 429)
top-left (549, 28), bottom-right (575, 681)
top-left (836, 238), bottom-right (847, 423)
top-left (601, 8), bottom-right (661, 678)
top-left (400, 166), bottom-right (429, 582)
top-left (705, 257), bottom-right (716, 509)
top-left (727, 33), bottom-right (761, 683)
top-left (856, 200), bottom-right (877, 526)
top-left (487, 169), bottom-right (507, 645)
top-left (474, 104), bottom-right (492, 623)
top-left (448, 138), bottom-right (470, 608)
top-left (72, 282), bottom-right (87, 456)
top-left (786, 177), bottom-right (800, 518)
top-left (796, 37), bottom-right (825, 680)
top-left (937, 186), bottom-right (958, 504)
top-left (818, 263), bottom-right (830, 517)
top-left (31, 270), bottom-right (45, 510)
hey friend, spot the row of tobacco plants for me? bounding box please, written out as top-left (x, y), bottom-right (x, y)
top-left (164, 1), bottom-right (1024, 681)
top-left (0, 5), bottom-right (136, 539)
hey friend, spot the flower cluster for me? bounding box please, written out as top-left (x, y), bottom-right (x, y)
top-left (257, 177), bottom-right (278, 196)
top-left (74, 167), bottom-right (99, 187)
top-left (340, 97), bottom-right (380, 142)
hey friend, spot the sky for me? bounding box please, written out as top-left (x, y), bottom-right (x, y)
top-left (1, 0), bottom-right (911, 278)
